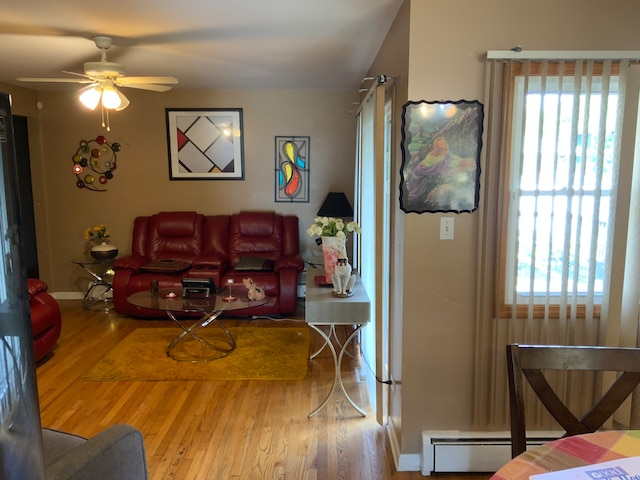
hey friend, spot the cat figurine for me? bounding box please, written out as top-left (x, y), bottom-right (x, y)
top-left (332, 257), bottom-right (356, 295)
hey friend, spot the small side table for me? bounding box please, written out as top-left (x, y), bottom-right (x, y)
top-left (72, 256), bottom-right (116, 311)
top-left (305, 267), bottom-right (371, 417)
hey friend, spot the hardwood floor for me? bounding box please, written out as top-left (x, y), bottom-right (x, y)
top-left (36, 300), bottom-right (491, 480)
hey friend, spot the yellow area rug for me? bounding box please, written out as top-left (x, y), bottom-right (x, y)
top-left (84, 326), bottom-right (310, 381)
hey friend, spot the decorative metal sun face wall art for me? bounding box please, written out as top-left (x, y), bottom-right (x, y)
top-left (72, 135), bottom-right (121, 192)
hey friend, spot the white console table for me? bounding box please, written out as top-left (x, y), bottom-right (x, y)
top-left (305, 267), bottom-right (371, 417)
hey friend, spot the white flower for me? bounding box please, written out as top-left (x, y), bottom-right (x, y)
top-left (307, 217), bottom-right (361, 238)
top-left (346, 221), bottom-right (361, 234)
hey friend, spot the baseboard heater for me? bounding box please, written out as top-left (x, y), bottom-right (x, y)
top-left (421, 431), bottom-right (562, 476)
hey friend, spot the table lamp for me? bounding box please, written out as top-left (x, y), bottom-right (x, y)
top-left (317, 192), bottom-right (354, 218)
top-left (315, 192), bottom-right (354, 246)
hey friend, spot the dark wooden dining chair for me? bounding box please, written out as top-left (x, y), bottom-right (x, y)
top-left (506, 343), bottom-right (640, 458)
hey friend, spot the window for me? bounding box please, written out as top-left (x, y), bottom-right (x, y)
top-left (499, 60), bottom-right (624, 318)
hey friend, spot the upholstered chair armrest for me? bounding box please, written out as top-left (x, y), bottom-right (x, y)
top-left (112, 255), bottom-right (149, 272)
top-left (44, 424), bottom-right (148, 480)
top-left (27, 278), bottom-right (49, 298)
top-left (192, 254), bottom-right (229, 270)
top-left (276, 265), bottom-right (300, 313)
top-left (274, 254), bottom-right (304, 272)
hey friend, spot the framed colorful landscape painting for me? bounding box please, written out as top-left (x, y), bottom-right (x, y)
top-left (399, 100), bottom-right (483, 214)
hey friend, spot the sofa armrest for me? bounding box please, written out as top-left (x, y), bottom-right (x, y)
top-left (277, 267), bottom-right (300, 313)
top-left (274, 254), bottom-right (304, 273)
top-left (112, 268), bottom-right (134, 314)
top-left (113, 255), bottom-right (149, 272)
top-left (44, 424), bottom-right (148, 480)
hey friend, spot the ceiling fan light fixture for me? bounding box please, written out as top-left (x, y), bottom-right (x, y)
top-left (114, 88), bottom-right (130, 111)
top-left (79, 86), bottom-right (101, 110)
top-left (101, 85), bottom-right (121, 110)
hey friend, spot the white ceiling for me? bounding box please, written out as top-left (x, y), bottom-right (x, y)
top-left (0, 0), bottom-right (403, 92)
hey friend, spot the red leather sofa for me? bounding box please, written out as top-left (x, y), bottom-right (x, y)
top-left (28, 278), bottom-right (62, 362)
top-left (112, 211), bottom-right (304, 318)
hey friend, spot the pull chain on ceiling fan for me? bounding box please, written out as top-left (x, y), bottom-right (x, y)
top-left (17, 35), bottom-right (178, 131)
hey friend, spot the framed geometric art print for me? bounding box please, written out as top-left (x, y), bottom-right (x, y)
top-left (166, 108), bottom-right (244, 180)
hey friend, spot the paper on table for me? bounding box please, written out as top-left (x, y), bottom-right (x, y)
top-left (530, 456), bottom-right (640, 480)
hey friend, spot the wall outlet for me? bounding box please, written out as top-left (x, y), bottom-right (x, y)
top-left (440, 217), bottom-right (454, 240)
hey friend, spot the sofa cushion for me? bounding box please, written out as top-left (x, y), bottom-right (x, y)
top-left (202, 215), bottom-right (231, 257)
top-left (234, 257), bottom-right (275, 271)
top-left (148, 212), bottom-right (204, 261)
top-left (192, 253), bottom-right (228, 269)
top-left (229, 212), bottom-right (284, 264)
top-left (237, 211), bottom-right (275, 237)
top-left (156, 211), bottom-right (198, 237)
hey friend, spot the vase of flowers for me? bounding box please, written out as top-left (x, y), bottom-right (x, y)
top-left (307, 217), bottom-right (361, 283)
top-left (85, 223), bottom-right (118, 259)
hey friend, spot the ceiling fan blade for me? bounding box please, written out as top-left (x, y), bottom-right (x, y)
top-left (116, 83), bottom-right (174, 92)
top-left (17, 77), bottom-right (93, 83)
top-left (116, 76), bottom-right (178, 85)
top-left (61, 70), bottom-right (93, 79)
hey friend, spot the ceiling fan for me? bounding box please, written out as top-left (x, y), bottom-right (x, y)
top-left (17, 35), bottom-right (178, 130)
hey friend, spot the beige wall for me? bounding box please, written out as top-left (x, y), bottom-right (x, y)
top-left (3, 86), bottom-right (358, 293)
top-left (368, 0), bottom-right (640, 459)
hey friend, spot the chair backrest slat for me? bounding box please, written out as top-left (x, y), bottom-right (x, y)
top-left (507, 344), bottom-right (640, 458)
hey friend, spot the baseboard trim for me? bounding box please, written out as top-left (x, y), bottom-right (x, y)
top-left (51, 292), bottom-right (84, 300)
top-left (386, 417), bottom-right (421, 472)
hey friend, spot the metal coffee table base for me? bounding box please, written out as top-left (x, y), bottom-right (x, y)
top-left (166, 310), bottom-right (236, 362)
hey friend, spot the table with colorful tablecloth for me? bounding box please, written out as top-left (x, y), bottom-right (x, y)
top-left (492, 431), bottom-right (640, 480)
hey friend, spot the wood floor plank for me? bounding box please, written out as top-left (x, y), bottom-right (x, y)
top-left (35, 300), bottom-right (492, 480)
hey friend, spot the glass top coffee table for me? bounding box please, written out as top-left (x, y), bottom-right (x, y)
top-left (127, 287), bottom-right (267, 362)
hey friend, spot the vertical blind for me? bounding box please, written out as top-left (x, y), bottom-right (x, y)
top-left (502, 59), bottom-right (626, 323)
top-left (472, 56), bottom-right (639, 430)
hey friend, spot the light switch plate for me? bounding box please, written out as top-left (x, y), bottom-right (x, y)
top-left (440, 217), bottom-right (454, 240)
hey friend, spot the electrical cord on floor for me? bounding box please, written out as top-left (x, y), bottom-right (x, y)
top-left (252, 315), bottom-right (306, 322)
top-left (250, 299), bottom-right (306, 322)
top-left (359, 350), bottom-right (394, 385)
